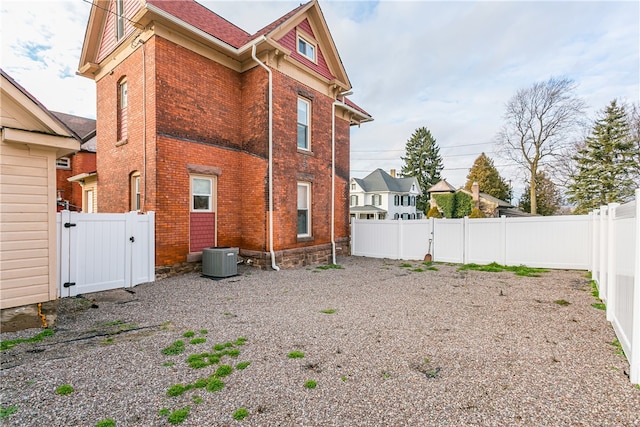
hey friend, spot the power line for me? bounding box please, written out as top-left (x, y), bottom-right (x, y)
top-left (81, 0), bottom-right (146, 29)
top-left (351, 141), bottom-right (494, 153)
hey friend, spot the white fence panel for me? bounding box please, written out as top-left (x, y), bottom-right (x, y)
top-left (465, 217), bottom-right (505, 265)
top-left (433, 218), bottom-right (464, 263)
top-left (589, 189), bottom-right (640, 385)
top-left (351, 219), bottom-right (431, 260)
top-left (57, 211), bottom-right (155, 298)
top-left (504, 216), bottom-right (590, 269)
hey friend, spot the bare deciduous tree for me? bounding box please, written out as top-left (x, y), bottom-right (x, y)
top-left (497, 77), bottom-right (585, 214)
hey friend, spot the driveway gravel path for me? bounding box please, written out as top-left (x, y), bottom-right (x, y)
top-left (1, 256), bottom-right (639, 426)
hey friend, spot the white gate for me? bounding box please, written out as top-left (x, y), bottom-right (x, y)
top-left (56, 211), bottom-right (155, 297)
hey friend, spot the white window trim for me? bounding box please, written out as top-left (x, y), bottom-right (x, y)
top-left (116, 0), bottom-right (125, 40)
top-left (297, 33), bottom-right (317, 63)
top-left (297, 97), bottom-right (311, 151)
top-left (191, 176), bottom-right (214, 212)
top-left (56, 157), bottom-right (71, 169)
top-left (297, 182), bottom-right (311, 237)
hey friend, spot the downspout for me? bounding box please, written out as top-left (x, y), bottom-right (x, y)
top-left (331, 91), bottom-right (353, 265)
top-left (141, 41), bottom-right (147, 212)
top-left (251, 41), bottom-right (279, 271)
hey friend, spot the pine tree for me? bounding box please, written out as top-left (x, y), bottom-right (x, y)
top-left (567, 100), bottom-right (639, 214)
top-left (464, 153), bottom-right (512, 202)
top-left (519, 171), bottom-right (562, 216)
top-left (400, 127), bottom-right (444, 212)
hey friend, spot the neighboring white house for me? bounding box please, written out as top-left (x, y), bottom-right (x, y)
top-left (350, 168), bottom-right (422, 220)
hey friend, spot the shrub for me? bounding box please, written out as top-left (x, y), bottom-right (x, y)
top-left (469, 207), bottom-right (486, 218)
top-left (426, 206), bottom-right (442, 218)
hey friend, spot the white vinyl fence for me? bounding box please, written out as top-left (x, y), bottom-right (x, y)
top-left (352, 215), bottom-right (591, 269)
top-left (57, 211), bottom-right (155, 298)
top-left (590, 189), bottom-right (640, 384)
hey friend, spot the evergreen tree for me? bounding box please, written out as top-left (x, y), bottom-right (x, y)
top-left (567, 100), bottom-right (639, 214)
top-left (400, 127), bottom-right (444, 212)
top-left (519, 171), bottom-right (562, 216)
top-left (464, 153), bottom-right (512, 202)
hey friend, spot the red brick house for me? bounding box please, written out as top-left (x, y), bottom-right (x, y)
top-left (78, 0), bottom-right (371, 271)
top-left (52, 112), bottom-right (97, 212)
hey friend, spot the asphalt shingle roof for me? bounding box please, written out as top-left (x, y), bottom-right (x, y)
top-left (356, 169), bottom-right (419, 193)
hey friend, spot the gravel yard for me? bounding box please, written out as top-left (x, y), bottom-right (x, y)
top-left (1, 256), bottom-right (639, 426)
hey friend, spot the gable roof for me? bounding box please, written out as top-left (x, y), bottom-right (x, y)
top-left (1, 69), bottom-right (79, 157)
top-left (51, 111), bottom-right (96, 143)
top-left (355, 169), bottom-right (421, 194)
top-left (427, 179), bottom-right (456, 193)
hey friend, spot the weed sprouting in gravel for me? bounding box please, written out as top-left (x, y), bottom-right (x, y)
top-left (167, 384), bottom-right (188, 397)
top-left (206, 378), bottom-right (225, 392)
top-left (167, 406), bottom-right (191, 424)
top-left (162, 340), bottom-right (185, 355)
top-left (458, 262), bottom-right (547, 277)
top-left (320, 308), bottom-right (337, 314)
top-left (0, 405), bottom-right (18, 419)
top-left (55, 384), bottom-right (74, 396)
top-left (95, 419), bottom-right (116, 427)
top-left (554, 299), bottom-right (571, 306)
top-left (183, 331), bottom-right (196, 338)
top-left (304, 380), bottom-right (317, 389)
top-left (159, 408), bottom-right (170, 416)
top-left (225, 348), bottom-right (240, 358)
top-left (233, 407), bottom-right (249, 420)
top-left (1, 329), bottom-right (55, 351)
top-left (236, 361), bottom-right (251, 370)
top-left (192, 395), bottom-right (203, 404)
top-left (399, 263), bottom-right (412, 268)
top-left (162, 361), bottom-right (175, 367)
top-left (288, 350), bottom-right (305, 359)
top-left (214, 364), bottom-right (233, 377)
top-left (315, 264), bottom-right (343, 270)
top-left (190, 337), bottom-right (206, 345)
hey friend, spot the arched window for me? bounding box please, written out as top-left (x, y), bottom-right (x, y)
top-left (130, 171), bottom-right (140, 211)
top-left (117, 77), bottom-right (128, 142)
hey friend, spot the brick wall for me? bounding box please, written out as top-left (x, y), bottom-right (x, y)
top-left (96, 35), bottom-right (351, 268)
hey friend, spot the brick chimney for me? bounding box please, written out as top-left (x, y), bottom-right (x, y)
top-left (471, 182), bottom-right (480, 208)
top-left (390, 169), bottom-right (396, 178)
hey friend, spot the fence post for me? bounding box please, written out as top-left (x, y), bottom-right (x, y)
top-left (599, 205), bottom-right (608, 302)
top-left (631, 189), bottom-right (640, 384)
top-left (606, 203), bottom-right (619, 322)
top-left (58, 210), bottom-right (71, 298)
top-left (463, 216), bottom-right (469, 264)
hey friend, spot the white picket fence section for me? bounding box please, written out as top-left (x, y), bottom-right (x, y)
top-left (352, 215), bottom-right (591, 269)
top-left (590, 189), bottom-right (640, 384)
top-left (57, 211), bottom-right (155, 298)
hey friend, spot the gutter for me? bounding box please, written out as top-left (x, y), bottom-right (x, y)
top-left (251, 40), bottom-right (279, 271)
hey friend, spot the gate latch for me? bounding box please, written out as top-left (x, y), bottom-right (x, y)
top-left (63, 282), bottom-right (76, 288)
top-left (64, 223), bottom-right (76, 228)
top-left (129, 236), bottom-right (135, 243)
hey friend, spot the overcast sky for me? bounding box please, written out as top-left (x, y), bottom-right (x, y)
top-left (2, 0), bottom-right (638, 200)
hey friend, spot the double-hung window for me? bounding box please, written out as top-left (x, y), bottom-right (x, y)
top-left (192, 177), bottom-right (212, 211)
top-left (350, 195), bottom-right (358, 206)
top-left (372, 194), bottom-right (381, 206)
top-left (297, 182), bottom-right (311, 237)
top-left (297, 36), bottom-right (315, 62)
top-left (117, 78), bottom-right (128, 141)
top-left (297, 98), bottom-right (310, 150)
top-left (131, 172), bottom-right (141, 211)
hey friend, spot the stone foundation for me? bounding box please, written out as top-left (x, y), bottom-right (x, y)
top-left (154, 239), bottom-right (351, 277)
top-left (1, 300), bottom-right (59, 333)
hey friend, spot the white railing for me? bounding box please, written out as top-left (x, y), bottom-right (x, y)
top-left (351, 215), bottom-right (591, 269)
top-left (590, 189), bottom-right (640, 384)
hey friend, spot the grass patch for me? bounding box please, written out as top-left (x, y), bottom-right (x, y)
top-left (183, 331), bottom-right (196, 338)
top-left (162, 340), bottom-right (185, 356)
top-left (168, 406), bottom-right (191, 424)
top-left (0, 405), bottom-right (18, 419)
top-left (399, 263), bottom-right (412, 268)
top-left (158, 408), bottom-right (170, 416)
top-left (288, 351), bottom-right (305, 359)
top-left (320, 308), bottom-right (336, 314)
top-left (167, 384), bottom-right (188, 397)
top-left (590, 280), bottom-right (606, 310)
top-left (199, 329), bottom-right (208, 335)
top-left (1, 329), bottom-right (54, 351)
top-left (233, 407), bottom-right (249, 420)
top-left (192, 395), bottom-right (203, 404)
top-left (162, 361), bottom-right (175, 367)
top-left (411, 267), bottom-right (425, 272)
top-left (95, 419), bottom-right (116, 427)
top-left (611, 338), bottom-right (626, 358)
top-left (55, 384), bottom-right (74, 396)
top-left (458, 262), bottom-right (548, 277)
top-left (214, 364), bottom-right (233, 377)
top-left (554, 299), bottom-right (571, 306)
top-left (315, 264), bottom-right (343, 270)
top-left (236, 361), bottom-right (251, 370)
top-left (190, 337), bottom-right (206, 345)
top-left (304, 380), bottom-right (317, 389)
top-left (592, 302), bottom-right (606, 310)
top-left (206, 378), bottom-right (225, 392)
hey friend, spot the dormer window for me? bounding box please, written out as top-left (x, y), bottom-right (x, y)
top-left (297, 35), bottom-right (316, 62)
